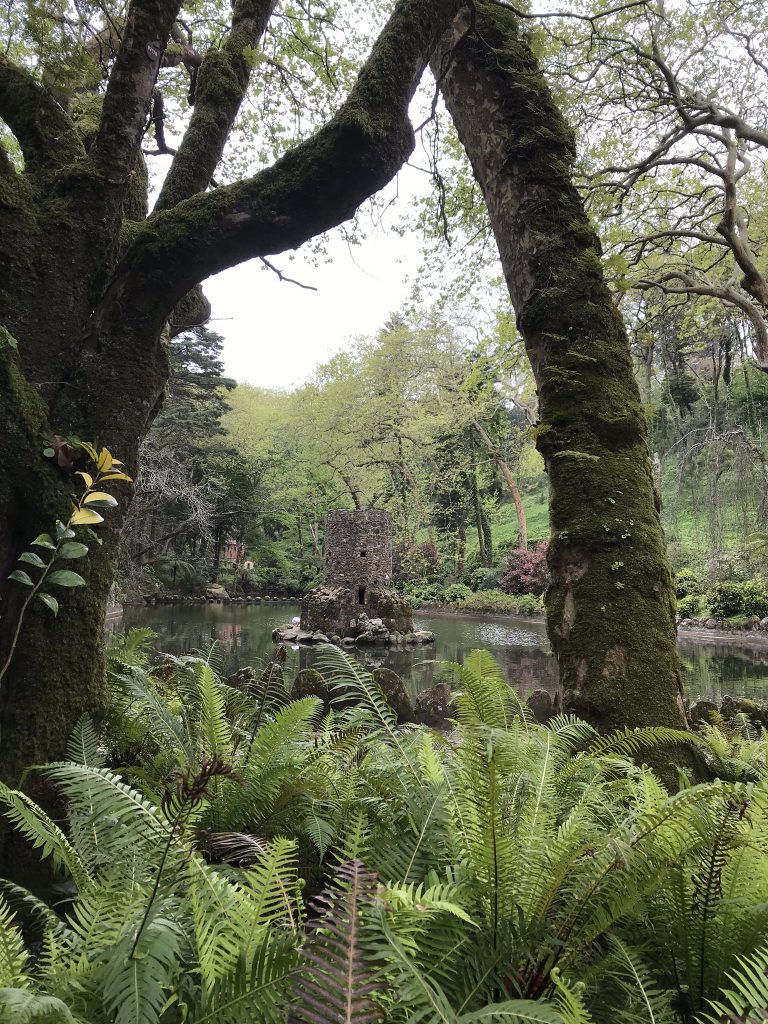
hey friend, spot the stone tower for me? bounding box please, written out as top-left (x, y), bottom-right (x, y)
top-left (323, 508), bottom-right (392, 596)
top-left (301, 508), bottom-right (412, 638)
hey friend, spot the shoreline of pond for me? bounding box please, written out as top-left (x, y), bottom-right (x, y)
top-left (418, 604), bottom-right (768, 650)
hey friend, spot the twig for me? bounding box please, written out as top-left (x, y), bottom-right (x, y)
top-left (259, 257), bottom-right (317, 291)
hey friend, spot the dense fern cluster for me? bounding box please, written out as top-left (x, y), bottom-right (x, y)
top-left (1, 637), bottom-right (768, 1023)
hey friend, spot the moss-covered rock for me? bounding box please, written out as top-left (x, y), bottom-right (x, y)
top-left (415, 682), bottom-right (455, 730)
top-left (372, 668), bottom-right (415, 723)
top-left (291, 668), bottom-right (330, 712)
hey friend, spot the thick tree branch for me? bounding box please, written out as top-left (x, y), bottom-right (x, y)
top-left (89, 0), bottom-right (465, 337)
top-left (0, 56), bottom-right (84, 172)
top-left (154, 0), bottom-right (276, 211)
top-left (90, 0), bottom-right (182, 194)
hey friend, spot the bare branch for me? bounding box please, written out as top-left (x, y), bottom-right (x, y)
top-left (259, 257), bottom-right (317, 290)
top-left (638, 273), bottom-right (768, 368)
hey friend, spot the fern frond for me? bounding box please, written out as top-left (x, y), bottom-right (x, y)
top-left (103, 911), bottom-right (182, 1024)
top-left (452, 650), bottom-right (525, 731)
top-left (197, 663), bottom-right (233, 762)
top-left (0, 897), bottom-right (29, 990)
top-left (378, 915), bottom-right (562, 1024)
top-left (698, 944), bottom-right (768, 1023)
top-left (201, 831), bottom-right (268, 866)
top-left (190, 932), bottom-right (297, 1024)
top-left (107, 627), bottom-right (156, 671)
top-left (66, 716), bottom-right (104, 768)
top-left (237, 837), bottom-right (301, 949)
top-left (550, 969), bottom-right (593, 1024)
top-left (457, 1002), bottom-right (564, 1023)
top-left (40, 763), bottom-right (169, 859)
top-left (384, 878), bottom-right (475, 925)
top-left (0, 784), bottom-right (91, 890)
top-left (291, 860), bottom-right (383, 1024)
top-left (0, 989), bottom-right (77, 1022)
top-left (597, 937), bottom-right (677, 1023)
top-left (189, 861), bottom-right (245, 990)
top-left (123, 673), bottom-right (196, 769)
top-left (316, 646), bottom-right (419, 784)
top-left (0, 880), bottom-right (67, 937)
top-left (584, 728), bottom-right (694, 761)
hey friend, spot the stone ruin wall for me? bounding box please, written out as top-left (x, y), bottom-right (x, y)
top-left (323, 508), bottom-right (392, 591)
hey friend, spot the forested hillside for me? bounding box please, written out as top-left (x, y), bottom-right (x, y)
top-left (121, 306), bottom-right (768, 628)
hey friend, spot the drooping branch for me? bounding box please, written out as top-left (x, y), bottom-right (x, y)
top-left (0, 56), bottom-right (84, 172)
top-left (89, 0), bottom-right (466, 339)
top-left (146, 88), bottom-right (176, 155)
top-left (90, 0), bottom-right (183, 197)
top-left (154, 0), bottom-right (276, 211)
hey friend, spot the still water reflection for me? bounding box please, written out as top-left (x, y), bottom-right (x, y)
top-left (119, 604), bottom-right (768, 703)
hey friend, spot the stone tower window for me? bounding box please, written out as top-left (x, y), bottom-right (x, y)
top-left (358, 587), bottom-right (366, 605)
top-left (360, 550), bottom-right (367, 557)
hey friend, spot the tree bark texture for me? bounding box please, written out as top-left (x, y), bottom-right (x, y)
top-left (0, 0), bottom-right (465, 785)
top-left (436, 4), bottom-right (687, 731)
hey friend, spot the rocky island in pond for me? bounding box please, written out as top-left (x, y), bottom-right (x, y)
top-left (273, 508), bottom-right (435, 647)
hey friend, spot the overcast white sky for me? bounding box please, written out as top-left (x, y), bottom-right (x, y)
top-left (201, 165), bottom-right (430, 391)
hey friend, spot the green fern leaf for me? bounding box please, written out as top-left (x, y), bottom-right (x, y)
top-left (103, 912), bottom-right (182, 1024)
top-left (66, 715), bottom-right (104, 767)
top-left (0, 783), bottom-right (91, 891)
top-left (0, 897), bottom-right (29, 989)
top-left (291, 860), bottom-right (384, 1024)
top-left (0, 989), bottom-right (76, 1022)
top-left (698, 944), bottom-right (768, 1023)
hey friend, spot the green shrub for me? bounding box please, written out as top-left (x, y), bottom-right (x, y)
top-left (469, 566), bottom-right (502, 591)
top-left (675, 567), bottom-right (703, 599)
top-left (707, 581), bottom-right (745, 618)
top-left (403, 582), bottom-right (444, 605)
top-left (5, 647), bottom-right (768, 1023)
top-left (456, 589), bottom-right (543, 616)
top-left (704, 578), bottom-right (768, 619)
top-left (443, 582), bottom-right (472, 604)
top-left (677, 594), bottom-right (700, 619)
top-left (742, 579), bottom-right (768, 618)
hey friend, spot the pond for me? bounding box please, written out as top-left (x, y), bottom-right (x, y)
top-left (118, 603), bottom-right (768, 704)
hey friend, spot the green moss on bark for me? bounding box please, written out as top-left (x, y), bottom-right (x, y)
top-left (0, 343), bottom-right (109, 784)
top-left (436, 5), bottom-right (686, 732)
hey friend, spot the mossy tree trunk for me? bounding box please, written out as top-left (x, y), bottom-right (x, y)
top-left (435, 5), bottom-right (687, 730)
top-left (0, 0), bottom-right (466, 792)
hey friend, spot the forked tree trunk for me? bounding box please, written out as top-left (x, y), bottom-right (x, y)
top-left (436, 5), bottom-right (687, 730)
top-left (0, 0), bottom-right (466, 788)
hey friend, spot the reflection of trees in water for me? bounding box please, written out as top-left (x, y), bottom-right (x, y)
top-left (298, 641), bottom-right (557, 699)
top-left (679, 640), bottom-right (768, 700)
top-left (123, 606), bottom-right (768, 703)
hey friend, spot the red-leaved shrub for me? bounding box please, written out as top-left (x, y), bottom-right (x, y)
top-left (498, 542), bottom-right (549, 596)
